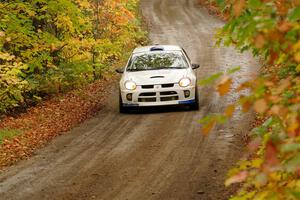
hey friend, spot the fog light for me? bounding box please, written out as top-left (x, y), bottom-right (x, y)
top-left (184, 90), bottom-right (190, 98)
top-left (126, 93), bottom-right (133, 101)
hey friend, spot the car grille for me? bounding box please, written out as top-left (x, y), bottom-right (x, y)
top-left (138, 83), bottom-right (178, 103)
top-left (161, 83), bottom-right (174, 88)
top-left (141, 85), bottom-right (154, 89)
top-left (160, 96), bottom-right (179, 101)
top-left (140, 92), bottom-right (156, 96)
top-left (141, 83), bottom-right (174, 89)
top-left (138, 90), bottom-right (178, 102)
top-left (160, 91), bottom-right (177, 95)
top-left (138, 97), bottom-right (157, 102)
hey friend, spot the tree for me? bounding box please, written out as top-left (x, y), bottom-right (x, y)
top-left (200, 0), bottom-right (300, 199)
top-left (0, 0), bottom-right (147, 113)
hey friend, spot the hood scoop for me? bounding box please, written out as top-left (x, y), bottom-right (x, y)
top-left (150, 76), bottom-right (165, 79)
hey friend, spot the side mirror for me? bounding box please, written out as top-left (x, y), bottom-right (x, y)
top-left (191, 64), bottom-right (200, 69)
top-left (115, 68), bottom-right (124, 74)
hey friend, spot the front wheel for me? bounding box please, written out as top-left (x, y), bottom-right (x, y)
top-left (119, 93), bottom-right (128, 113)
top-left (190, 88), bottom-right (199, 110)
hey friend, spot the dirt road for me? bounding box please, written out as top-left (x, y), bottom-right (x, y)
top-left (0, 0), bottom-right (258, 199)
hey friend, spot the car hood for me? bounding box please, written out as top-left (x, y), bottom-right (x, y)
top-left (124, 69), bottom-right (190, 85)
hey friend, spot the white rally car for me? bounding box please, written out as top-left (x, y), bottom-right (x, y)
top-left (116, 45), bottom-right (200, 113)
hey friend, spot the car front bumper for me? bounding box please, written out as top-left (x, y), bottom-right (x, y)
top-left (120, 83), bottom-right (197, 107)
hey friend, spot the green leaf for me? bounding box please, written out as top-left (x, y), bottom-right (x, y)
top-left (199, 72), bottom-right (223, 86)
top-left (216, 115), bottom-right (228, 124)
top-left (215, 0), bottom-right (225, 7)
top-left (290, 190), bottom-right (300, 199)
top-left (0, 129), bottom-right (22, 144)
top-left (251, 126), bottom-right (267, 136)
top-left (227, 66), bottom-right (241, 74)
top-left (285, 154), bottom-right (300, 172)
top-left (280, 143), bottom-right (300, 153)
top-left (288, 6), bottom-right (300, 22)
top-left (248, 0), bottom-right (262, 9)
top-left (198, 114), bottom-right (215, 124)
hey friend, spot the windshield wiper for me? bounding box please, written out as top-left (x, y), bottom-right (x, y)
top-left (155, 67), bottom-right (186, 70)
top-left (127, 67), bottom-right (186, 71)
top-left (127, 69), bottom-right (147, 72)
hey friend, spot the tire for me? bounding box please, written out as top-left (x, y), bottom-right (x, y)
top-left (190, 88), bottom-right (199, 110)
top-left (119, 93), bottom-right (128, 113)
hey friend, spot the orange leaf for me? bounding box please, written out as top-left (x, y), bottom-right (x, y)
top-left (202, 121), bottom-right (216, 136)
top-left (254, 34), bottom-right (266, 49)
top-left (265, 142), bottom-right (279, 168)
top-left (274, 78), bottom-right (291, 94)
top-left (269, 105), bottom-right (288, 120)
top-left (236, 81), bottom-right (251, 92)
top-left (278, 21), bottom-right (293, 33)
top-left (216, 76), bottom-right (232, 96)
top-left (269, 105), bottom-right (281, 116)
top-left (253, 99), bottom-right (268, 114)
top-left (242, 101), bottom-right (251, 112)
top-left (269, 50), bottom-right (279, 65)
top-left (287, 115), bottom-right (299, 137)
top-left (233, 0), bottom-right (245, 17)
top-left (293, 0), bottom-right (300, 6)
top-left (268, 95), bottom-right (281, 104)
top-left (269, 30), bottom-right (283, 42)
top-left (248, 138), bottom-right (261, 152)
top-left (225, 171), bottom-right (248, 186)
top-left (242, 99), bottom-right (252, 113)
top-left (275, 0), bottom-right (288, 16)
top-left (225, 104), bottom-right (235, 118)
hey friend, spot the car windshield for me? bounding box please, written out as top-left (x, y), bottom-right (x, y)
top-left (127, 51), bottom-right (188, 72)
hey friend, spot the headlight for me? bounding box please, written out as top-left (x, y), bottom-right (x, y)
top-left (179, 78), bottom-right (191, 87)
top-left (125, 80), bottom-right (137, 90)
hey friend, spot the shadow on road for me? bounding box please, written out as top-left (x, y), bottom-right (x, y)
top-left (123, 105), bottom-right (196, 114)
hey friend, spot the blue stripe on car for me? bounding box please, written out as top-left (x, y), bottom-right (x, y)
top-left (178, 99), bottom-right (196, 104)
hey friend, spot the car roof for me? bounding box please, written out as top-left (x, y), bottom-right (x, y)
top-left (132, 45), bottom-right (182, 54)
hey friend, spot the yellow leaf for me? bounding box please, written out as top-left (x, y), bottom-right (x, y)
top-left (287, 115), bottom-right (299, 137)
top-left (252, 158), bottom-right (263, 168)
top-left (269, 172), bottom-right (281, 181)
top-left (216, 76), bottom-right (232, 96)
top-left (254, 99), bottom-right (268, 114)
top-left (294, 51), bottom-right (300, 63)
top-left (293, 40), bottom-right (300, 51)
top-left (296, 64), bottom-right (300, 72)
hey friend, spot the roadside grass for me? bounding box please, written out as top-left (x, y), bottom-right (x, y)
top-left (0, 129), bottom-right (22, 144)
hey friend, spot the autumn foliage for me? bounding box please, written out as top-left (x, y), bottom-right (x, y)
top-left (0, 0), bottom-right (146, 168)
top-left (200, 0), bottom-right (300, 199)
top-left (0, 0), bottom-right (146, 114)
